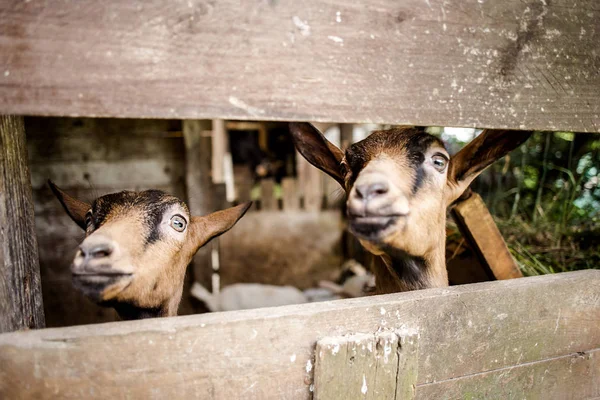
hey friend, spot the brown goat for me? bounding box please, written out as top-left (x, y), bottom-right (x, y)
top-left (49, 181), bottom-right (251, 320)
top-left (290, 123), bottom-right (531, 294)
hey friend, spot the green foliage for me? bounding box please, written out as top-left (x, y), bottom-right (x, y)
top-left (473, 131), bottom-right (600, 275)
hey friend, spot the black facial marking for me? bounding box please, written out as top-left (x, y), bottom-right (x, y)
top-left (412, 165), bottom-right (425, 194)
top-left (381, 246), bottom-right (430, 290)
top-left (345, 146), bottom-right (370, 188)
top-left (88, 190), bottom-right (187, 246)
top-left (142, 190), bottom-right (182, 246)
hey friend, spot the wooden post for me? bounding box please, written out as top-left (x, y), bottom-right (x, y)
top-left (183, 120), bottom-right (213, 299)
top-left (314, 330), bottom-right (419, 399)
top-left (339, 123), bottom-right (353, 150)
top-left (211, 119), bottom-right (227, 184)
top-left (297, 151), bottom-right (323, 212)
top-left (451, 191), bottom-right (523, 280)
top-left (260, 178), bottom-right (276, 211)
top-left (281, 177), bottom-right (299, 211)
top-left (0, 116), bottom-right (45, 332)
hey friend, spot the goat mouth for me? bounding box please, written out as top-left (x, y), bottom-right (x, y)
top-left (71, 270), bottom-right (133, 301)
top-left (348, 215), bottom-right (402, 240)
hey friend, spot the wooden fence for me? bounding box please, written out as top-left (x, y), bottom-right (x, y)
top-left (0, 270), bottom-right (598, 398)
top-left (1, 0), bottom-right (599, 398)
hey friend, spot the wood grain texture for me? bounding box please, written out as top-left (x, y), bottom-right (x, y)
top-left (0, 270), bottom-right (598, 398)
top-left (183, 120), bottom-right (213, 309)
top-left (281, 177), bottom-right (300, 210)
top-left (0, 115), bottom-right (45, 332)
top-left (314, 330), bottom-right (418, 400)
top-left (297, 152), bottom-right (324, 211)
top-left (417, 350), bottom-right (599, 400)
top-left (1, 1), bottom-right (599, 131)
top-left (211, 119), bottom-right (227, 184)
top-left (260, 178), bottom-right (276, 210)
top-left (451, 192), bottom-right (523, 280)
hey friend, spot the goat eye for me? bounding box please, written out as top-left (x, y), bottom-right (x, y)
top-left (170, 215), bottom-right (187, 232)
top-left (84, 212), bottom-right (93, 227)
top-left (432, 155), bottom-right (447, 172)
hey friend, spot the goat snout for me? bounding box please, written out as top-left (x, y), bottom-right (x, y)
top-left (347, 179), bottom-right (408, 218)
top-left (72, 235), bottom-right (120, 273)
top-left (355, 182), bottom-right (389, 201)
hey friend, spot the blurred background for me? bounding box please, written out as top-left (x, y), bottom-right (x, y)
top-left (27, 117), bottom-right (599, 326)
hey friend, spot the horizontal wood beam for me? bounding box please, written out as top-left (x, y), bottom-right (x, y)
top-left (0, 270), bottom-right (598, 398)
top-left (0, 1), bottom-right (599, 131)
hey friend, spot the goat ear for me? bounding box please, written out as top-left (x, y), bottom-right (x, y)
top-left (188, 202), bottom-right (252, 252)
top-left (289, 122), bottom-right (345, 186)
top-left (446, 130), bottom-right (532, 205)
top-left (48, 180), bottom-right (90, 230)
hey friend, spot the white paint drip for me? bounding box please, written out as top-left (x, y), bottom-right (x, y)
top-left (327, 35), bottom-right (344, 45)
top-left (292, 16), bottom-right (311, 36)
top-left (331, 343), bottom-right (340, 355)
top-left (361, 375), bottom-right (368, 394)
top-left (3, 70), bottom-right (9, 77)
top-left (336, 11), bottom-right (342, 23)
top-left (228, 96), bottom-right (265, 117)
top-left (290, 353), bottom-right (296, 362)
top-left (383, 341), bottom-right (392, 363)
top-left (380, 307), bottom-right (386, 315)
top-left (306, 359), bottom-right (313, 373)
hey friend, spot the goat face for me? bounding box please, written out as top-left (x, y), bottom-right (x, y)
top-left (290, 123), bottom-right (531, 260)
top-left (342, 128), bottom-right (450, 255)
top-left (49, 182), bottom-right (250, 315)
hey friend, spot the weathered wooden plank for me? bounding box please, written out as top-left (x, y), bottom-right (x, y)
top-left (29, 159), bottom-right (185, 189)
top-left (25, 117), bottom-right (183, 164)
top-left (211, 119), bottom-right (227, 184)
top-left (233, 166), bottom-right (253, 205)
top-left (0, 271), bottom-right (598, 399)
top-left (451, 192), bottom-right (523, 280)
top-left (0, 115), bottom-right (45, 332)
top-left (260, 178), bottom-right (276, 210)
top-left (416, 350), bottom-right (599, 400)
top-left (297, 152), bottom-right (324, 211)
top-left (281, 177), bottom-right (299, 211)
top-left (314, 330), bottom-right (417, 400)
top-left (1, 1), bottom-right (598, 131)
top-left (183, 120), bottom-right (213, 309)
top-left (339, 123), bottom-right (354, 150)
top-left (396, 329), bottom-right (419, 400)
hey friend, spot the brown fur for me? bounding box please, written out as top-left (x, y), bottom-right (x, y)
top-left (290, 123), bottom-right (531, 294)
top-left (49, 180), bottom-right (251, 319)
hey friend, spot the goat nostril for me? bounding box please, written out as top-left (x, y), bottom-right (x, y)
top-left (82, 244), bottom-right (113, 259)
top-left (371, 183), bottom-right (389, 197)
top-left (356, 182), bottom-right (389, 200)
